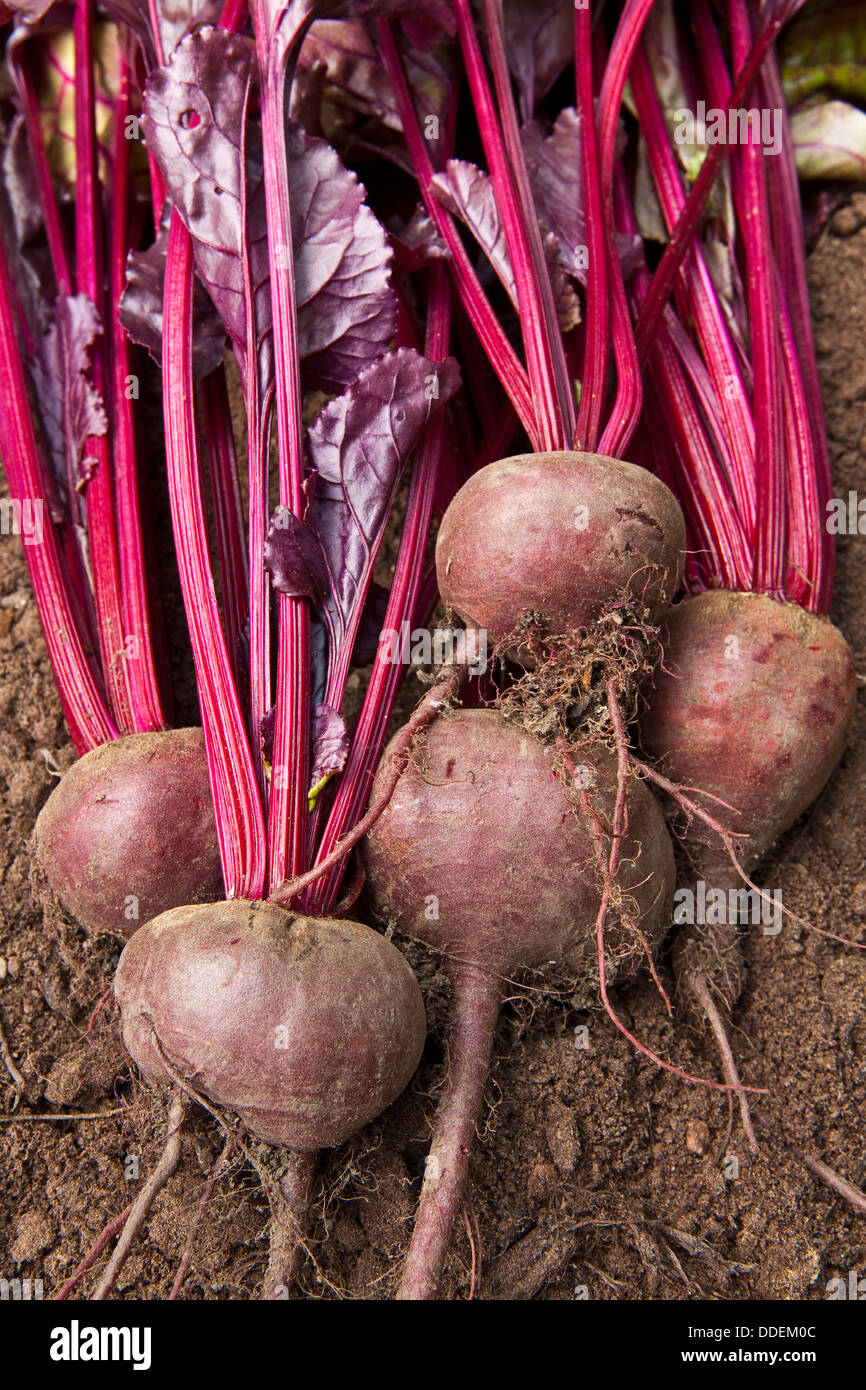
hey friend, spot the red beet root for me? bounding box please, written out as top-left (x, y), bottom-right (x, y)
top-left (363, 708), bottom-right (674, 1297)
top-left (435, 451), bottom-right (686, 648)
top-left (114, 900), bottom-right (426, 1149)
top-left (639, 591), bottom-right (856, 1144)
top-left (34, 728), bottom-right (223, 938)
top-left (641, 591), bottom-right (856, 886)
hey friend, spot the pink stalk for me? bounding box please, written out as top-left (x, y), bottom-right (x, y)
top-left (109, 50), bottom-right (167, 731)
top-left (376, 18), bottom-right (535, 443)
top-left (574, 1), bottom-right (608, 452)
top-left (74, 0), bottom-right (133, 731)
top-left (162, 211), bottom-right (266, 899)
top-left (249, 0), bottom-right (311, 888)
top-left (758, 52), bottom-right (834, 610)
top-left (635, 1), bottom-right (792, 361)
top-left (0, 241), bottom-right (116, 751)
top-left (615, 170), bottom-right (751, 590)
top-left (202, 368), bottom-right (249, 691)
top-left (729, 0), bottom-right (785, 600)
top-left (629, 42), bottom-right (758, 540)
top-left (306, 266), bottom-right (452, 915)
top-left (9, 51), bottom-right (72, 293)
top-left (595, 0), bottom-right (654, 457)
top-left (454, 0), bottom-right (570, 451)
top-left (482, 0), bottom-right (575, 445)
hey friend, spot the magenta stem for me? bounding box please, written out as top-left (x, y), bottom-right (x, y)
top-left (376, 18), bottom-right (536, 443)
top-left (0, 240), bottom-right (116, 751)
top-left (202, 367), bottom-right (249, 691)
top-left (574, 2), bottom-right (608, 452)
top-left (306, 266), bottom-right (452, 914)
top-left (162, 211), bottom-right (266, 899)
top-left (74, 0), bottom-right (134, 732)
top-left (109, 50), bottom-right (167, 731)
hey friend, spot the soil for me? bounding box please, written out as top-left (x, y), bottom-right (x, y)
top-left (2, 204), bottom-right (866, 1303)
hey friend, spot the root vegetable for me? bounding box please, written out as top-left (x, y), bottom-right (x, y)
top-left (362, 707), bottom-right (675, 1298)
top-left (34, 728), bottom-right (223, 939)
top-left (435, 451), bottom-right (686, 650)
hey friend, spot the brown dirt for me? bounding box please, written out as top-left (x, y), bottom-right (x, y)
top-left (2, 208), bottom-right (866, 1302)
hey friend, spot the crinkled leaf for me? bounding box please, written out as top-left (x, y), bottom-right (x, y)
top-left (264, 505), bottom-right (330, 602)
top-left (521, 109), bottom-right (643, 280)
top-left (120, 204), bottom-right (227, 379)
top-left (0, 115), bottom-right (52, 342)
top-left (259, 705), bottom-right (276, 765)
top-left (309, 347), bottom-right (460, 681)
top-left (29, 290), bottom-right (108, 496)
top-left (432, 159), bottom-right (513, 291)
top-left (503, 0), bottom-right (575, 123)
top-left (292, 17), bottom-right (451, 149)
top-left (288, 121), bottom-right (396, 389)
top-left (144, 26), bottom-right (396, 398)
top-left (143, 28), bottom-right (272, 401)
top-left (781, 0), bottom-right (866, 107)
top-left (310, 703), bottom-right (349, 783)
top-left (431, 159), bottom-right (580, 332)
top-left (790, 98), bottom-right (866, 180)
top-left (390, 204), bottom-right (451, 272)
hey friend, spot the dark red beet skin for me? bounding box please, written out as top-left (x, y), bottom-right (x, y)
top-left (435, 451), bottom-right (686, 647)
top-left (34, 728), bottom-right (223, 938)
top-left (362, 707), bottom-right (675, 1298)
top-left (363, 707), bottom-right (674, 979)
top-left (640, 591), bottom-right (857, 879)
top-left (114, 901), bottom-right (426, 1150)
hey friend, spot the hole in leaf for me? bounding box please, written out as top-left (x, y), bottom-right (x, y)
top-left (179, 109), bottom-right (201, 130)
top-left (214, 185), bottom-right (223, 195)
top-left (395, 409), bottom-right (406, 422)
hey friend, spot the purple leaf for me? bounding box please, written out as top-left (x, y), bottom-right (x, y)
top-left (292, 16), bottom-right (452, 150)
top-left (288, 121), bottom-right (396, 389)
top-left (29, 290), bottom-right (108, 498)
top-left (264, 505), bottom-right (330, 603)
top-left (310, 703), bottom-right (349, 783)
top-left (120, 204), bottom-right (227, 380)
top-left (144, 26), bottom-right (396, 396)
top-left (308, 346), bottom-right (460, 688)
top-left (391, 205), bottom-right (451, 272)
top-left (142, 28), bottom-right (272, 401)
top-left (432, 159), bottom-right (579, 332)
top-left (522, 109), bottom-right (643, 282)
top-left (503, 0), bottom-right (575, 123)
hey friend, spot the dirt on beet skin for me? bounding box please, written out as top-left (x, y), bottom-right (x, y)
top-left (2, 204), bottom-right (866, 1302)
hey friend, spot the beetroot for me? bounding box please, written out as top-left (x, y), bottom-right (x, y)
top-left (114, 900), bottom-right (426, 1149)
top-left (363, 707), bottom-right (674, 1298)
top-left (435, 451), bottom-right (686, 649)
top-left (34, 728), bottom-right (223, 938)
top-left (638, 591), bottom-right (857, 1137)
top-left (641, 591), bottom-right (856, 884)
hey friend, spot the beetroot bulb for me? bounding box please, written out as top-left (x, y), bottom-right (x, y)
top-left (638, 591), bottom-right (857, 1139)
top-left (33, 727), bottom-right (223, 938)
top-left (362, 707), bottom-right (675, 1300)
top-left (112, 900), bottom-right (426, 1296)
top-left (436, 450), bottom-right (687, 652)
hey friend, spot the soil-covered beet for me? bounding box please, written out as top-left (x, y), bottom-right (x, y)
top-left (115, 901), bottom-right (426, 1149)
top-left (1, 211), bottom-right (865, 1300)
top-left (33, 728), bottom-right (224, 939)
